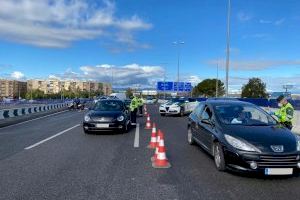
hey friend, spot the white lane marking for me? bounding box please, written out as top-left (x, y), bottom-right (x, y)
top-left (134, 123), bottom-right (140, 148)
top-left (24, 124), bottom-right (80, 150)
top-left (0, 110), bottom-right (69, 130)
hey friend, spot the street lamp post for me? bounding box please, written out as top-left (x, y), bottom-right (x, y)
top-left (225, 0), bottom-right (231, 97)
top-left (173, 41), bottom-right (184, 96)
top-left (160, 62), bottom-right (168, 100)
top-left (216, 62), bottom-right (219, 98)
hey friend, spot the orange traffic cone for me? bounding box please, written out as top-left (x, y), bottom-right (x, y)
top-left (151, 129), bottom-right (162, 162)
top-left (152, 131), bottom-right (171, 169)
top-left (147, 123), bottom-right (157, 149)
top-left (145, 114), bottom-right (152, 129)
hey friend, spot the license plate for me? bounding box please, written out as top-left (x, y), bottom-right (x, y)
top-left (96, 124), bottom-right (109, 128)
top-left (264, 168), bottom-right (293, 175)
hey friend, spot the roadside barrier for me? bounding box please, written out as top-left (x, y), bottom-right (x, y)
top-left (0, 103), bottom-right (70, 120)
top-left (152, 130), bottom-right (171, 169)
top-left (145, 114), bottom-right (152, 129)
top-left (147, 123), bottom-right (157, 149)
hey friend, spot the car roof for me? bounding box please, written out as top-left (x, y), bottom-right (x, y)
top-left (97, 99), bottom-right (123, 103)
top-left (204, 99), bottom-right (254, 106)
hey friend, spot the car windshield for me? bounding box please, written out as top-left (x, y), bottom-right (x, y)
top-left (214, 104), bottom-right (277, 126)
top-left (94, 101), bottom-right (123, 111)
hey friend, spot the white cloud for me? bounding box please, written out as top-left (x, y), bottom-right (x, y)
top-left (274, 18), bottom-right (285, 26)
top-left (185, 75), bottom-right (202, 86)
top-left (242, 33), bottom-right (269, 39)
top-left (0, 0), bottom-right (152, 49)
top-left (51, 64), bottom-right (164, 87)
top-left (237, 11), bottom-right (252, 22)
top-left (11, 71), bottom-right (25, 79)
top-left (259, 19), bottom-right (272, 24)
top-left (208, 59), bottom-right (300, 71)
top-left (259, 18), bottom-right (285, 26)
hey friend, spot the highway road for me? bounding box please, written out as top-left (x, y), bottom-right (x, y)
top-left (1, 105), bottom-right (300, 200)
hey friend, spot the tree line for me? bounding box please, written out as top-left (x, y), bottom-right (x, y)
top-left (192, 77), bottom-right (268, 98)
top-left (25, 89), bottom-right (104, 100)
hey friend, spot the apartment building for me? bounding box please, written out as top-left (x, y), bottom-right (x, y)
top-left (0, 79), bottom-right (27, 98)
top-left (1, 79), bottom-right (112, 97)
top-left (103, 83), bottom-right (112, 95)
top-left (27, 79), bottom-right (47, 94)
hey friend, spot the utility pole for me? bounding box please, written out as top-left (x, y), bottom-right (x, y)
top-left (160, 62), bottom-right (168, 100)
top-left (216, 62), bottom-right (219, 98)
top-left (225, 0), bottom-right (231, 97)
top-left (88, 81), bottom-right (91, 99)
top-left (173, 41), bottom-right (184, 96)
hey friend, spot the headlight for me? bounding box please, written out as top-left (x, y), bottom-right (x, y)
top-left (296, 136), bottom-right (300, 151)
top-left (117, 115), bottom-right (125, 121)
top-left (224, 134), bottom-right (261, 153)
top-left (84, 115), bottom-right (91, 122)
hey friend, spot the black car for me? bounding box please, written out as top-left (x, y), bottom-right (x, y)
top-left (83, 99), bottom-right (131, 134)
top-left (188, 100), bottom-right (300, 175)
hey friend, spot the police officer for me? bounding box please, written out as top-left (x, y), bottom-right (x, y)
top-left (137, 95), bottom-right (143, 117)
top-left (272, 95), bottom-right (294, 130)
top-left (130, 95), bottom-right (139, 125)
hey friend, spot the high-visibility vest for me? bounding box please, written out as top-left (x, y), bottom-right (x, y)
top-left (275, 103), bottom-right (294, 123)
top-left (130, 97), bottom-right (139, 111)
top-left (137, 98), bottom-right (143, 106)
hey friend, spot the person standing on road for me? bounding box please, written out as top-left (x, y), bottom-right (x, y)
top-left (138, 95), bottom-right (143, 117)
top-left (271, 95), bottom-right (294, 130)
top-left (130, 95), bottom-right (139, 125)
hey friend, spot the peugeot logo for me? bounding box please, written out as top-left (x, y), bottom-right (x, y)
top-left (271, 145), bottom-right (284, 153)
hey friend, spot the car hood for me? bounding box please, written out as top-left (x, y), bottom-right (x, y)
top-left (223, 124), bottom-right (297, 153)
top-left (88, 110), bottom-right (123, 118)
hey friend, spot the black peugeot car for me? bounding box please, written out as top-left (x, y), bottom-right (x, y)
top-left (188, 100), bottom-right (300, 175)
top-left (83, 99), bottom-right (131, 134)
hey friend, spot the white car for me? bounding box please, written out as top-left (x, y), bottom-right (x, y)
top-left (159, 98), bottom-right (199, 117)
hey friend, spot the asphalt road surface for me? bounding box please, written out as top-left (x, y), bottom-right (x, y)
top-left (1, 105), bottom-right (300, 200)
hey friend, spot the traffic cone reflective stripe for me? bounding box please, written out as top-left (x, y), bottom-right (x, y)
top-left (147, 123), bottom-right (157, 149)
top-left (145, 114), bottom-right (152, 129)
top-left (152, 131), bottom-right (171, 169)
top-left (151, 130), bottom-right (162, 161)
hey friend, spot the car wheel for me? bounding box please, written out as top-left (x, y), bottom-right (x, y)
top-left (213, 142), bottom-right (226, 171)
top-left (122, 122), bottom-right (129, 133)
top-left (180, 107), bottom-right (184, 117)
top-left (160, 113), bottom-right (165, 117)
top-left (187, 126), bottom-right (195, 145)
top-left (84, 129), bottom-right (90, 134)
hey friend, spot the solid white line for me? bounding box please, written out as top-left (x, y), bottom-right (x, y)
top-left (0, 110), bottom-right (69, 130)
top-left (134, 123), bottom-right (140, 148)
top-left (24, 124), bottom-right (80, 150)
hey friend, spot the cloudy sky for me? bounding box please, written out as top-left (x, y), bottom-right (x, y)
top-left (0, 0), bottom-right (300, 92)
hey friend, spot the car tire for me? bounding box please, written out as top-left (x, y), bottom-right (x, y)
top-left (187, 126), bottom-right (195, 145)
top-left (180, 107), bottom-right (185, 117)
top-left (213, 142), bottom-right (226, 171)
top-left (160, 113), bottom-right (165, 117)
top-left (122, 122), bottom-right (129, 134)
top-left (84, 129), bottom-right (90, 134)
